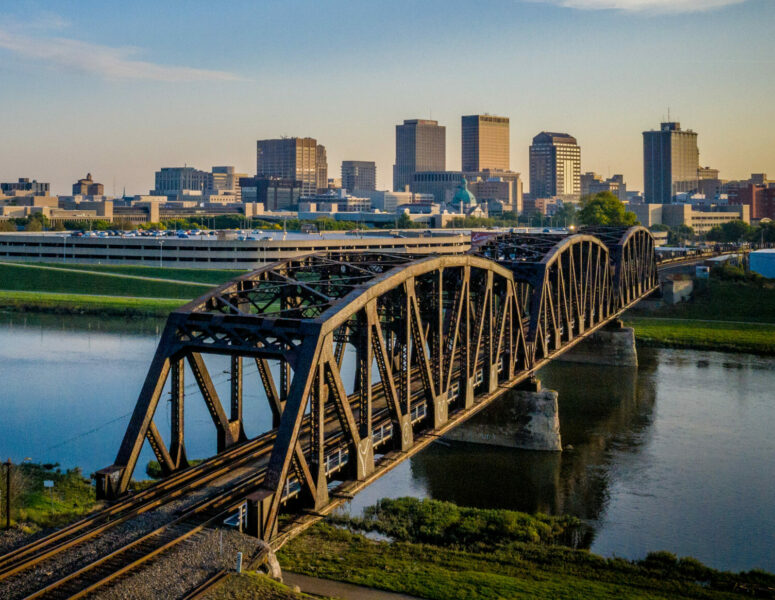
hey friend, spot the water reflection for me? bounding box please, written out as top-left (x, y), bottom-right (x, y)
top-left (409, 358), bottom-right (657, 528)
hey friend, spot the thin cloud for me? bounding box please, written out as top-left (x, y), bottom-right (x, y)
top-left (528, 0), bottom-right (747, 13)
top-left (0, 29), bottom-right (243, 82)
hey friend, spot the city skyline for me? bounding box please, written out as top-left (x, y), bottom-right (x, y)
top-left (1, 0), bottom-right (773, 195)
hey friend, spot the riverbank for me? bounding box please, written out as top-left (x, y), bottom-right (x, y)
top-left (0, 262), bottom-right (241, 316)
top-left (0, 463), bottom-right (98, 536)
top-left (625, 317), bottom-right (775, 355)
top-left (277, 498), bottom-right (775, 600)
top-left (625, 279), bottom-right (775, 355)
top-left (0, 290), bottom-right (183, 317)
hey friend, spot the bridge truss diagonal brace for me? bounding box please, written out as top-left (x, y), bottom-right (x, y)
top-left (322, 342), bottom-right (374, 481)
top-left (405, 278), bottom-right (441, 422)
top-left (186, 352), bottom-right (238, 453)
top-left (100, 320), bottom-right (182, 499)
top-left (254, 332), bottom-right (324, 541)
top-left (366, 300), bottom-right (413, 453)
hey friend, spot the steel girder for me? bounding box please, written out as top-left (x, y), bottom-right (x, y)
top-left (96, 228), bottom-right (658, 540)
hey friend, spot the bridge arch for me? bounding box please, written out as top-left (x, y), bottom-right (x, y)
top-left (97, 228), bottom-right (659, 542)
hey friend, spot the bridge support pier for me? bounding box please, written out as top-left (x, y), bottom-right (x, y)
top-left (443, 379), bottom-right (562, 451)
top-left (254, 540), bottom-right (283, 582)
top-left (246, 491), bottom-right (277, 541)
top-left (559, 319), bottom-right (638, 367)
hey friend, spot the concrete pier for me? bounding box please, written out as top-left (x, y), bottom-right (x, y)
top-left (558, 319), bottom-right (638, 367)
top-left (444, 380), bottom-right (562, 451)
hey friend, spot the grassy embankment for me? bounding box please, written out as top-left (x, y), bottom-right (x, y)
top-left (277, 498), bottom-right (775, 600)
top-left (0, 463), bottom-right (98, 532)
top-left (203, 573), bottom-right (328, 600)
top-left (0, 263), bottom-right (242, 316)
top-left (625, 279), bottom-right (775, 355)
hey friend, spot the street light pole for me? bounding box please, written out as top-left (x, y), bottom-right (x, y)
top-left (159, 239), bottom-right (164, 267)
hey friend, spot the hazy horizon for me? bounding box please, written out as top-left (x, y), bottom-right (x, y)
top-left (1, 0), bottom-right (773, 196)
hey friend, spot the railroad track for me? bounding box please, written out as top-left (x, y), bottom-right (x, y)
top-left (22, 466), bottom-right (269, 600)
top-left (0, 431), bottom-right (277, 585)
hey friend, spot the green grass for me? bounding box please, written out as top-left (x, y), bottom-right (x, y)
top-left (32, 262), bottom-right (245, 285)
top-left (0, 290), bottom-right (184, 317)
top-left (626, 317), bottom-right (775, 355)
top-left (640, 280), bottom-right (775, 323)
top-left (205, 572), bottom-right (327, 600)
top-left (8, 464), bottom-right (99, 530)
top-left (0, 263), bottom-right (208, 299)
top-left (279, 500), bottom-right (775, 600)
top-left (624, 279), bottom-right (775, 355)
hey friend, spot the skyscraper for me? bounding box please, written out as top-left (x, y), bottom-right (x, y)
top-left (341, 161), bottom-right (377, 193)
top-left (461, 115), bottom-right (509, 172)
top-left (256, 137), bottom-right (327, 196)
top-left (316, 144), bottom-right (328, 193)
top-left (643, 122), bottom-right (699, 204)
top-left (393, 119), bottom-right (446, 192)
top-left (529, 132), bottom-right (581, 199)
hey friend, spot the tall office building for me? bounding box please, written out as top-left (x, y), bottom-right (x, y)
top-left (643, 122), bottom-right (699, 204)
top-left (211, 166), bottom-right (248, 201)
top-left (529, 132), bottom-right (581, 199)
top-left (154, 167), bottom-right (211, 197)
top-left (393, 119), bottom-right (446, 192)
top-left (256, 137), bottom-right (327, 196)
top-left (315, 145), bottom-right (328, 193)
top-left (461, 115), bottom-right (509, 172)
top-left (341, 161), bottom-right (377, 193)
top-left (239, 176), bottom-right (302, 211)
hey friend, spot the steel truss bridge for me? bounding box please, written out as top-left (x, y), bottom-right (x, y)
top-left (96, 226), bottom-right (659, 542)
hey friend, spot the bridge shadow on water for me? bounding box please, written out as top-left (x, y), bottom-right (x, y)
top-left (404, 349), bottom-right (658, 545)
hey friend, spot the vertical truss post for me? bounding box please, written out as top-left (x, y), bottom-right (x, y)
top-left (357, 311), bottom-right (372, 438)
top-left (461, 266), bottom-right (474, 408)
top-left (435, 269), bottom-right (444, 398)
top-left (280, 359), bottom-right (290, 402)
top-left (170, 357), bottom-right (187, 470)
top-left (485, 271), bottom-right (498, 394)
top-left (401, 289), bottom-right (411, 416)
top-left (230, 355), bottom-right (246, 443)
top-left (309, 366), bottom-right (329, 509)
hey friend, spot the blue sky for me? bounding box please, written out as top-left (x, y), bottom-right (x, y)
top-left (0, 0), bottom-right (773, 194)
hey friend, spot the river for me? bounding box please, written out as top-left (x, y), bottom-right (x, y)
top-left (1, 312), bottom-right (773, 572)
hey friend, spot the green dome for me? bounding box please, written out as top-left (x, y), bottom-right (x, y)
top-left (451, 177), bottom-right (476, 208)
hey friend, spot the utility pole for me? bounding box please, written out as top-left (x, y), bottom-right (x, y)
top-left (4, 459), bottom-right (11, 530)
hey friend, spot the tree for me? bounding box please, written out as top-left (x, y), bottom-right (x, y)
top-left (745, 221), bottom-right (775, 245)
top-left (579, 192), bottom-right (638, 227)
top-left (552, 203), bottom-right (578, 227)
top-left (706, 220), bottom-right (751, 243)
top-left (396, 213), bottom-right (416, 229)
top-left (0, 220), bottom-right (16, 232)
top-left (25, 219), bottom-right (43, 232)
